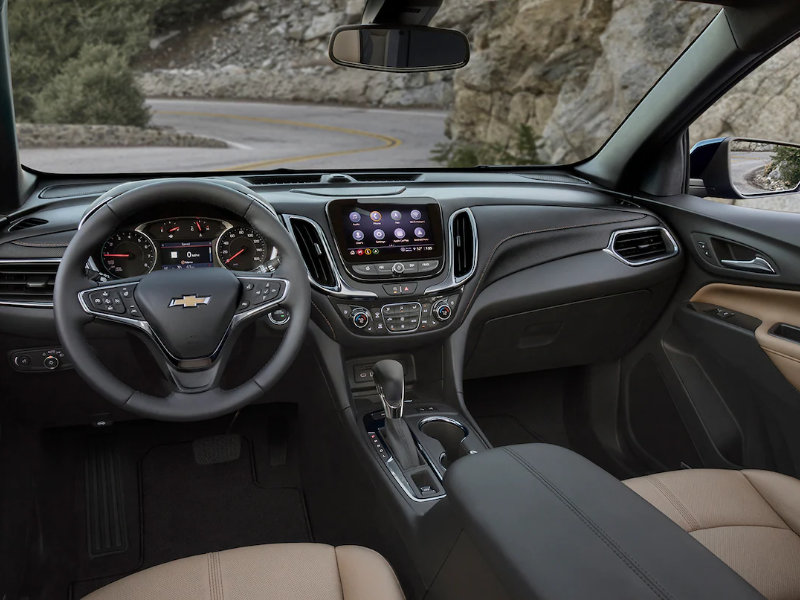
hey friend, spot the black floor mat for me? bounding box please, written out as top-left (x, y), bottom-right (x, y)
top-left (138, 437), bottom-right (308, 570)
top-left (19, 404), bottom-right (310, 600)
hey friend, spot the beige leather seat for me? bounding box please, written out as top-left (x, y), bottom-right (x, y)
top-left (625, 469), bottom-right (800, 600)
top-left (83, 543), bottom-right (405, 600)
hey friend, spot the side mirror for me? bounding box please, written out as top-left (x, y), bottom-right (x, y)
top-left (328, 24), bottom-right (470, 73)
top-left (690, 137), bottom-right (800, 199)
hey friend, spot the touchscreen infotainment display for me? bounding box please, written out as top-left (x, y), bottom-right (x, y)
top-left (335, 203), bottom-right (442, 262)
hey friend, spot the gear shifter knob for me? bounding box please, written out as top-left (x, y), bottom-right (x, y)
top-left (373, 360), bottom-right (405, 419)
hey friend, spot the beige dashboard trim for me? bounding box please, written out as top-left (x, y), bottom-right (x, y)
top-left (692, 283), bottom-right (800, 391)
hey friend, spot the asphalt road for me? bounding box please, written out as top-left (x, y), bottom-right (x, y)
top-left (21, 98), bottom-right (450, 174)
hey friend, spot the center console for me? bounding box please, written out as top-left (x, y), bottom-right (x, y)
top-left (320, 198), bottom-right (467, 337)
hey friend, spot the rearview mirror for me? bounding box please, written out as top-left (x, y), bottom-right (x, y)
top-left (690, 137), bottom-right (800, 199)
top-left (328, 25), bottom-right (470, 73)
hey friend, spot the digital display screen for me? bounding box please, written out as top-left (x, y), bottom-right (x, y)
top-left (339, 204), bottom-right (440, 262)
top-left (160, 241), bottom-right (214, 270)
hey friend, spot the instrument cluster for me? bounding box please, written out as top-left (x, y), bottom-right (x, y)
top-left (96, 217), bottom-right (279, 279)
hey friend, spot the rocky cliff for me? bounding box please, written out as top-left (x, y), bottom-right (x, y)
top-left (140, 0), bottom-right (800, 164)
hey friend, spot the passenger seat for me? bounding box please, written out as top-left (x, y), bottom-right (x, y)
top-left (626, 469), bottom-right (800, 600)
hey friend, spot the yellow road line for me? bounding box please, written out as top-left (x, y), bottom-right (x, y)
top-left (154, 109), bottom-right (403, 171)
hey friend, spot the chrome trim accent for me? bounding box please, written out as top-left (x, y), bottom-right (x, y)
top-left (0, 259), bottom-right (61, 308)
top-left (282, 214), bottom-right (377, 299)
top-left (720, 256), bottom-right (776, 274)
top-left (368, 428), bottom-right (444, 503)
top-left (424, 208), bottom-right (478, 294)
top-left (603, 226), bottom-right (680, 267)
top-left (418, 415), bottom-right (469, 433)
top-left (415, 416), bottom-right (469, 482)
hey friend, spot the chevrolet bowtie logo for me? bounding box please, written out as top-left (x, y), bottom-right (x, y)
top-left (169, 295), bottom-right (211, 308)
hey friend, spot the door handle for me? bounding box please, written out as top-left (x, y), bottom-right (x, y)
top-left (720, 256), bottom-right (775, 274)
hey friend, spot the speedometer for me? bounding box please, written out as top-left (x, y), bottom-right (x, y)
top-left (217, 226), bottom-right (269, 271)
top-left (101, 231), bottom-right (156, 278)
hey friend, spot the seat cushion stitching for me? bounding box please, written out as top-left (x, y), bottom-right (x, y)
top-left (505, 448), bottom-right (674, 600)
top-left (740, 471), bottom-right (797, 535)
top-left (333, 547), bottom-right (347, 600)
top-left (689, 523), bottom-right (793, 533)
top-left (648, 476), bottom-right (701, 531)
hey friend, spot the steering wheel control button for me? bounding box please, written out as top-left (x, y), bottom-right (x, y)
top-left (237, 278), bottom-right (285, 312)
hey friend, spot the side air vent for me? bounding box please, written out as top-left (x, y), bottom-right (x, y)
top-left (607, 227), bottom-right (678, 265)
top-left (286, 217), bottom-right (337, 289)
top-left (0, 261), bottom-right (59, 305)
top-left (8, 217), bottom-right (48, 232)
top-left (452, 209), bottom-right (476, 281)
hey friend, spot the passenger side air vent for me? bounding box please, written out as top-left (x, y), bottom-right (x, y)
top-left (8, 217), bottom-right (48, 232)
top-left (452, 209), bottom-right (476, 281)
top-left (608, 227), bottom-right (678, 265)
top-left (0, 261), bottom-right (59, 305)
top-left (286, 217), bottom-right (337, 289)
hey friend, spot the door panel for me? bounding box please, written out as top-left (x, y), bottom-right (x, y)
top-left (692, 283), bottom-right (800, 392)
top-left (621, 194), bottom-right (800, 477)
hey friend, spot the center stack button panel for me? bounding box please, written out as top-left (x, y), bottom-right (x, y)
top-left (334, 292), bottom-right (461, 336)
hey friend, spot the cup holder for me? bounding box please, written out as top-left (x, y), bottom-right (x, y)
top-left (419, 417), bottom-right (469, 469)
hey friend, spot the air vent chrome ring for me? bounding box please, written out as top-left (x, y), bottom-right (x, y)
top-left (604, 226), bottom-right (679, 267)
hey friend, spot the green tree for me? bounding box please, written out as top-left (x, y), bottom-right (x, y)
top-left (32, 44), bottom-right (150, 127)
top-left (7, 0), bottom-right (209, 126)
top-left (432, 124), bottom-right (544, 168)
top-left (772, 145), bottom-right (800, 188)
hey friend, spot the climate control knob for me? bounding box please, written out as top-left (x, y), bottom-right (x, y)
top-left (433, 300), bottom-right (452, 322)
top-left (352, 309), bottom-right (370, 329)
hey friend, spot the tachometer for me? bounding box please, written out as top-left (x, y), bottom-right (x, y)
top-left (217, 226), bottom-right (269, 271)
top-left (101, 231), bottom-right (156, 278)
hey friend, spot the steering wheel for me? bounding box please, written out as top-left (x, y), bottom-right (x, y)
top-left (54, 179), bottom-right (311, 421)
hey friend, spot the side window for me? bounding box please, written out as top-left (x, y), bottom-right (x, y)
top-left (690, 39), bottom-right (800, 213)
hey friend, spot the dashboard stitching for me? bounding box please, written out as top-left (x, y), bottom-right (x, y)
top-left (461, 214), bottom-right (648, 319)
top-left (311, 299), bottom-right (337, 340)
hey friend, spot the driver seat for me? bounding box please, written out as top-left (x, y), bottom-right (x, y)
top-left (83, 543), bottom-right (405, 600)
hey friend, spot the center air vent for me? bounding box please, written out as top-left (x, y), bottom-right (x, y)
top-left (0, 261), bottom-right (59, 305)
top-left (286, 217), bottom-right (337, 289)
top-left (608, 227), bottom-right (678, 265)
top-left (452, 209), bottom-right (476, 281)
top-left (8, 217), bottom-right (48, 232)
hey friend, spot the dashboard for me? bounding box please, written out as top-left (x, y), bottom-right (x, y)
top-left (93, 217), bottom-right (280, 279)
top-left (0, 173), bottom-right (684, 366)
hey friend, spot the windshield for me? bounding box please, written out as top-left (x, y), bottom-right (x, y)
top-left (9, 0), bottom-right (716, 174)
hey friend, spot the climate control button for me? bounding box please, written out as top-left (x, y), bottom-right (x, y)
top-left (433, 300), bottom-right (452, 322)
top-left (352, 309), bottom-right (370, 329)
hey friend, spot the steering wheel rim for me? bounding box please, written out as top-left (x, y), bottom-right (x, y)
top-left (54, 178), bottom-right (311, 422)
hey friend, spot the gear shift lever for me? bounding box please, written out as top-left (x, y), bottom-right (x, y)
top-left (373, 360), bottom-right (421, 469)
